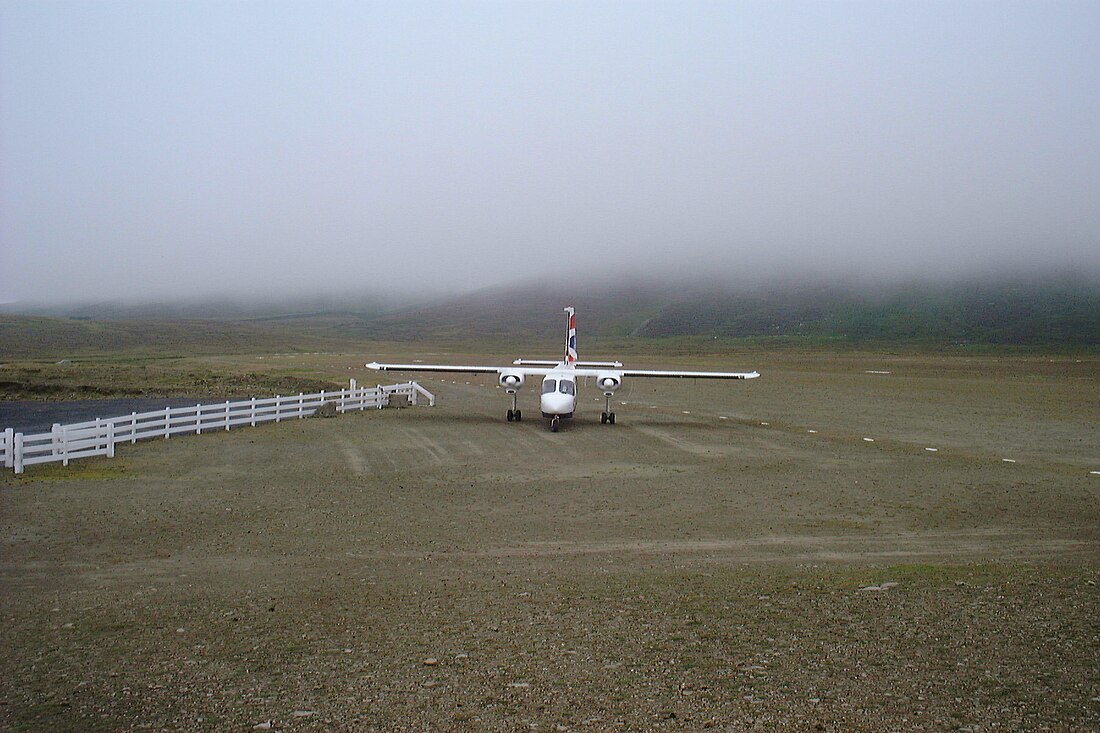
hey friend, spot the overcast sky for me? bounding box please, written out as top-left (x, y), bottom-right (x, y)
top-left (2, 0), bottom-right (1098, 304)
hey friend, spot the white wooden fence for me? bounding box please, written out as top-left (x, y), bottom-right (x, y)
top-left (1, 380), bottom-right (435, 474)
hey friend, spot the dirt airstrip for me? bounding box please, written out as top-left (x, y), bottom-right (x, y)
top-left (1, 351), bottom-right (1098, 731)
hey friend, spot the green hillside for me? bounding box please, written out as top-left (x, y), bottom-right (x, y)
top-left (636, 280), bottom-right (1100, 347)
top-left (3, 277), bottom-right (1098, 359)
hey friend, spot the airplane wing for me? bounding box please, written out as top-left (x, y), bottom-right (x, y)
top-left (568, 366), bottom-right (759, 380)
top-left (365, 362), bottom-right (555, 376)
top-left (621, 369), bottom-right (760, 380)
top-left (368, 362), bottom-right (758, 379)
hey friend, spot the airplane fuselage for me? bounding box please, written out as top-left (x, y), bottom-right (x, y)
top-left (539, 365), bottom-right (577, 418)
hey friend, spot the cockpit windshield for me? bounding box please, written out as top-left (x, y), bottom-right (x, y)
top-left (558, 379), bottom-right (575, 395)
top-left (542, 379), bottom-right (558, 394)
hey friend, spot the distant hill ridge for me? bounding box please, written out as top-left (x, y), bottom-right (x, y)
top-left (355, 278), bottom-right (1100, 347)
top-left (3, 277), bottom-right (1098, 356)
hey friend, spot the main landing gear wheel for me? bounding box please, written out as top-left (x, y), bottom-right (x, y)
top-left (507, 409), bottom-right (514, 422)
top-left (550, 417), bottom-right (560, 433)
top-left (514, 409), bottom-right (522, 421)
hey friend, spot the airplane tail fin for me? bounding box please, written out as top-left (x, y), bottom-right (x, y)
top-left (564, 306), bottom-right (577, 364)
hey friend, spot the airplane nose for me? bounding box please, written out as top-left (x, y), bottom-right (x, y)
top-left (540, 393), bottom-right (572, 415)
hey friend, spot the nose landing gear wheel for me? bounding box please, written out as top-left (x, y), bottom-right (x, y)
top-left (550, 417), bottom-right (559, 433)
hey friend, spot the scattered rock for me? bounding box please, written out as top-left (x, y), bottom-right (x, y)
top-left (253, 723), bottom-right (272, 730)
top-left (291, 711), bottom-right (316, 717)
top-left (422, 658), bottom-right (439, 666)
top-left (508, 682), bottom-right (530, 688)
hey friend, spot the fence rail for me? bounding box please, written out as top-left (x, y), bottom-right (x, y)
top-left (2, 380), bottom-right (434, 474)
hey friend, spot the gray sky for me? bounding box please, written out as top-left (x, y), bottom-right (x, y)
top-left (2, 0), bottom-right (1098, 304)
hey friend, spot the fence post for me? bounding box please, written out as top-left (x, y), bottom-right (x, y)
top-left (195, 404), bottom-right (202, 435)
top-left (3, 428), bottom-right (12, 469)
top-left (225, 400), bottom-right (231, 431)
top-left (63, 424), bottom-right (70, 466)
top-left (165, 406), bottom-right (171, 439)
top-left (301, 392), bottom-right (307, 418)
top-left (52, 423), bottom-right (61, 457)
top-left (107, 421), bottom-right (115, 458)
top-left (95, 417), bottom-right (102, 454)
top-left (377, 385), bottom-right (385, 409)
top-left (250, 397), bottom-right (256, 427)
top-left (276, 395), bottom-right (282, 423)
top-left (14, 432), bottom-right (24, 474)
top-left (131, 412), bottom-right (138, 444)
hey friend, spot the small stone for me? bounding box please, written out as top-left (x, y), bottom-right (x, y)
top-left (176, 628), bottom-right (186, 634)
top-left (253, 723), bottom-right (272, 730)
top-left (422, 658), bottom-right (439, 666)
top-left (508, 682), bottom-right (530, 688)
top-left (292, 711), bottom-right (316, 717)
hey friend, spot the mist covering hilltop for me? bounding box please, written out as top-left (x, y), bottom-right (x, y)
top-left (3, 273), bottom-right (1099, 355)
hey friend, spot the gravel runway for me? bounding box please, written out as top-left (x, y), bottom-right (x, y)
top-left (2, 352), bottom-right (1098, 731)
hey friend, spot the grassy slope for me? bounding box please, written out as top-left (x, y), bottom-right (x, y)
top-left (635, 280), bottom-right (1100, 347)
top-left (0, 314), bottom-right (367, 360)
top-left (3, 278), bottom-right (1098, 370)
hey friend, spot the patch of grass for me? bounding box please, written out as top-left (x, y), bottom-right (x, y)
top-left (16, 460), bottom-right (132, 482)
top-left (0, 360), bottom-right (342, 401)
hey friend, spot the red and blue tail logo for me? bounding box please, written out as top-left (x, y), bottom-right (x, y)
top-left (565, 306), bottom-right (577, 363)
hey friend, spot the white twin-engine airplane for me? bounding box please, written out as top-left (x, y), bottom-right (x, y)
top-left (367, 307), bottom-right (759, 432)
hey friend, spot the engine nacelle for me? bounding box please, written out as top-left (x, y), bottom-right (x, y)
top-left (498, 370), bottom-right (526, 392)
top-left (595, 371), bottom-right (622, 394)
